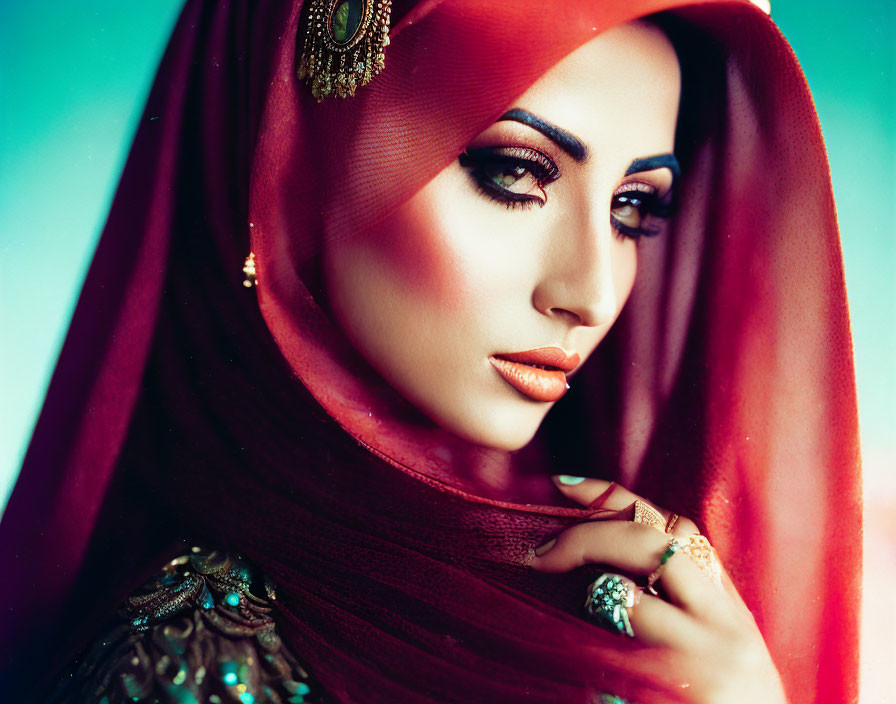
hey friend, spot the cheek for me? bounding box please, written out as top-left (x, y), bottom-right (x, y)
top-left (360, 173), bottom-right (503, 313)
top-left (614, 241), bottom-right (638, 306)
top-left (368, 206), bottom-right (456, 302)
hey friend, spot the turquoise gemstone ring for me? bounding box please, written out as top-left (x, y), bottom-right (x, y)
top-left (584, 573), bottom-right (637, 638)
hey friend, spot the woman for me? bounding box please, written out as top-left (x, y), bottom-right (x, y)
top-left (0, 0), bottom-right (860, 702)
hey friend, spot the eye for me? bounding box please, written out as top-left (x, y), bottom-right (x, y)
top-left (611, 181), bottom-right (674, 240)
top-left (459, 147), bottom-right (560, 209)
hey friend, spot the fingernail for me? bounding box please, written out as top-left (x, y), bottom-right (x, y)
top-left (534, 538), bottom-right (556, 556)
top-left (556, 475), bottom-right (585, 486)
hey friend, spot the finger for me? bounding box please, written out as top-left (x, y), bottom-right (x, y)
top-left (532, 521), bottom-right (726, 621)
top-left (551, 475), bottom-right (619, 509)
top-left (551, 476), bottom-right (703, 536)
top-left (720, 563), bottom-right (743, 606)
top-left (664, 513), bottom-right (702, 539)
top-left (583, 573), bottom-right (701, 647)
top-left (628, 591), bottom-right (705, 648)
top-left (718, 561), bottom-right (757, 625)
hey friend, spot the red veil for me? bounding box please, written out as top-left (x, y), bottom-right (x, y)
top-left (0, 0), bottom-right (860, 702)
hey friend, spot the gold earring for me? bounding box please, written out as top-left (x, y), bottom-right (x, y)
top-left (242, 252), bottom-right (257, 288)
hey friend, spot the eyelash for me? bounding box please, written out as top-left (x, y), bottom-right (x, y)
top-left (459, 147), bottom-right (559, 208)
top-left (458, 148), bottom-right (675, 240)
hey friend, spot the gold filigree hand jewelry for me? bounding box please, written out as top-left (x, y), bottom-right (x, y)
top-left (296, 0), bottom-right (392, 100)
top-left (679, 534), bottom-right (723, 586)
top-left (632, 499), bottom-right (666, 533)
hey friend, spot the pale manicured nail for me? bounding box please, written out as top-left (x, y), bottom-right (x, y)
top-left (556, 475), bottom-right (586, 486)
top-left (534, 538), bottom-right (557, 556)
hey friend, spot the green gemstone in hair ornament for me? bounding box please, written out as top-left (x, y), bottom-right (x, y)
top-left (330, 0), bottom-right (363, 44)
top-left (296, 0), bottom-right (391, 99)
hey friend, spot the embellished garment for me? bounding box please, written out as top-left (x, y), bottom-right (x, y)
top-left (49, 548), bottom-right (324, 704)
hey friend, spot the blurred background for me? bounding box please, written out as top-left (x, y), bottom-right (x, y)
top-left (1, 1), bottom-right (893, 700)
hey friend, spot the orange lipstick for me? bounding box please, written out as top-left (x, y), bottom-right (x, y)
top-left (489, 347), bottom-right (580, 402)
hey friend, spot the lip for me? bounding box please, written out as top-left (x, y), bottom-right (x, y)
top-left (489, 347), bottom-right (581, 403)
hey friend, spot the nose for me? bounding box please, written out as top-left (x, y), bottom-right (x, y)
top-left (532, 208), bottom-right (622, 328)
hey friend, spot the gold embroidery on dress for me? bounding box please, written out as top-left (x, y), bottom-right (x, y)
top-left (48, 547), bottom-right (322, 703)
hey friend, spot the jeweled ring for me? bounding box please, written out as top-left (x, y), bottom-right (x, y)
top-left (646, 536), bottom-right (682, 595)
top-left (632, 499), bottom-right (666, 533)
top-left (584, 573), bottom-right (637, 637)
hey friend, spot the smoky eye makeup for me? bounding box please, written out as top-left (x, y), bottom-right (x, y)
top-left (458, 146), bottom-right (560, 209)
top-left (458, 144), bottom-right (678, 239)
top-left (610, 179), bottom-right (676, 240)
top-left (613, 153), bottom-right (680, 239)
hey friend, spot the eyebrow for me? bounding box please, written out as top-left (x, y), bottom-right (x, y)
top-left (626, 153), bottom-right (681, 182)
top-left (498, 108), bottom-right (680, 181)
top-left (498, 108), bottom-right (588, 162)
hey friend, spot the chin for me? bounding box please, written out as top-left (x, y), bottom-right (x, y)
top-left (442, 403), bottom-right (546, 452)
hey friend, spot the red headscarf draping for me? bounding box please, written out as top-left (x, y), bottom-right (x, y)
top-left (0, 1), bottom-right (860, 702)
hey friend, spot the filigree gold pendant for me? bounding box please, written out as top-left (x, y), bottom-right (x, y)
top-left (296, 0), bottom-right (392, 100)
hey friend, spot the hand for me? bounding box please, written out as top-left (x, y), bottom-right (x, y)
top-left (530, 476), bottom-right (788, 704)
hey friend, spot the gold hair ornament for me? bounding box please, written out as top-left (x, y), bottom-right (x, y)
top-left (296, 0), bottom-right (392, 100)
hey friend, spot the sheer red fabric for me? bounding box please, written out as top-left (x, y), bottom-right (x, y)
top-left (0, 1), bottom-right (860, 702)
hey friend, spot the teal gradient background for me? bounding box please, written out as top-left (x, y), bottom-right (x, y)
top-left (1, 2), bottom-right (893, 699)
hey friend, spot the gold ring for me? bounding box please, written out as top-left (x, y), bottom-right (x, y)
top-left (632, 499), bottom-right (666, 533)
top-left (646, 536), bottom-right (682, 595)
top-left (664, 513), bottom-right (680, 534)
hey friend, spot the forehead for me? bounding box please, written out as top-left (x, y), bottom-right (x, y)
top-left (511, 21), bottom-right (681, 154)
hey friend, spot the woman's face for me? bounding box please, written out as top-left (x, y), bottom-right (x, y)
top-left (324, 21), bottom-right (681, 451)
